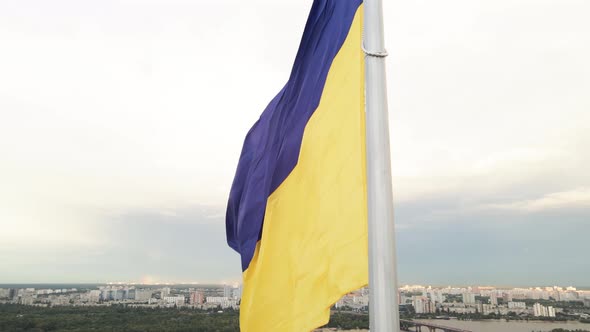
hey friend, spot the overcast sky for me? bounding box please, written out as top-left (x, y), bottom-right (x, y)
top-left (1, 0), bottom-right (589, 286)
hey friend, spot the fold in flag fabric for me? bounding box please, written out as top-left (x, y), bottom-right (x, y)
top-left (226, 0), bottom-right (367, 330)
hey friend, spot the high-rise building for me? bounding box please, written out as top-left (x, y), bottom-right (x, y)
top-left (88, 290), bottom-right (101, 303)
top-left (533, 303), bottom-right (556, 317)
top-left (223, 284), bottom-right (233, 298)
top-left (534, 303), bottom-right (543, 316)
top-left (548, 306), bottom-right (556, 317)
top-left (206, 296), bottom-right (238, 309)
top-left (476, 301), bottom-right (484, 314)
top-left (462, 292), bottom-right (476, 304)
top-left (100, 289), bottom-right (110, 301)
top-left (428, 290), bottom-right (445, 304)
top-left (412, 296), bottom-right (434, 314)
top-left (21, 296), bottom-right (34, 305)
top-left (482, 304), bottom-right (495, 315)
top-left (489, 292), bottom-right (498, 306)
top-left (190, 291), bottom-right (204, 305)
top-left (161, 287), bottom-right (171, 298)
top-left (508, 301), bottom-right (526, 309)
top-left (126, 288), bottom-right (135, 300)
top-left (135, 289), bottom-right (153, 302)
top-left (232, 284), bottom-right (243, 300)
top-left (113, 290), bottom-right (125, 301)
top-left (164, 296), bottom-right (185, 306)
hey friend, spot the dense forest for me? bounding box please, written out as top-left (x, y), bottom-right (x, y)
top-left (0, 304), bottom-right (369, 332)
top-left (0, 304), bottom-right (239, 332)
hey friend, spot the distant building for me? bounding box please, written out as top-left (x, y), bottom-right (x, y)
top-left (476, 301), bottom-right (484, 314)
top-left (190, 291), bottom-right (204, 305)
top-left (206, 296), bottom-right (238, 309)
top-left (0, 289), bottom-right (9, 299)
top-left (207, 296), bottom-right (229, 304)
top-left (462, 292), bottom-right (476, 304)
top-left (548, 306), bottom-right (556, 317)
top-left (135, 289), bottom-right (153, 302)
top-left (482, 304), bottom-right (496, 315)
top-left (164, 296), bottom-right (185, 306)
top-left (335, 291), bottom-right (368, 310)
top-left (87, 290), bottom-right (101, 303)
top-left (533, 303), bottom-right (556, 317)
top-left (489, 292), bottom-right (498, 306)
top-left (412, 296), bottom-right (434, 314)
top-left (428, 290), bottom-right (445, 304)
top-left (161, 287), bottom-right (171, 298)
top-left (232, 285), bottom-right (243, 300)
top-left (99, 289), bottom-right (107, 301)
top-left (9, 289), bottom-right (17, 300)
top-left (564, 291), bottom-right (579, 301)
top-left (223, 285), bottom-right (232, 298)
top-left (22, 297), bottom-right (35, 305)
top-left (113, 290), bottom-right (125, 301)
top-left (508, 301), bottom-right (526, 309)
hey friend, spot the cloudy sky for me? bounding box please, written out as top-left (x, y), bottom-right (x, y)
top-left (1, 0), bottom-right (589, 286)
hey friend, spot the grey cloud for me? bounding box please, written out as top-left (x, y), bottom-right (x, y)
top-left (395, 197), bottom-right (590, 286)
top-left (0, 206), bottom-right (241, 284)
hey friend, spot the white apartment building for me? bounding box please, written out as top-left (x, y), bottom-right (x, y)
top-left (508, 301), bottom-right (526, 309)
top-left (490, 292), bottom-right (498, 306)
top-left (462, 292), bottom-right (476, 304)
top-left (412, 296), bottom-right (435, 314)
top-left (533, 303), bottom-right (556, 317)
top-left (482, 304), bottom-right (497, 315)
top-left (163, 296), bottom-right (185, 306)
top-left (428, 290), bottom-right (445, 304)
top-left (206, 296), bottom-right (238, 309)
top-left (135, 289), bottom-right (153, 302)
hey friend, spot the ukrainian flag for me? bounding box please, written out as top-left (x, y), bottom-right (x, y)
top-left (226, 1), bottom-right (367, 330)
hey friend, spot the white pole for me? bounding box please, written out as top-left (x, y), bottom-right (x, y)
top-left (364, 0), bottom-right (400, 331)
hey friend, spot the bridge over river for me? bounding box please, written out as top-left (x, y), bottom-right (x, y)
top-left (400, 319), bottom-right (472, 332)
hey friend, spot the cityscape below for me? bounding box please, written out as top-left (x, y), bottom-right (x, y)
top-left (2, 283), bottom-right (589, 328)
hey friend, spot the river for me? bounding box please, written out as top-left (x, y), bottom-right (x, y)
top-left (417, 319), bottom-right (589, 332)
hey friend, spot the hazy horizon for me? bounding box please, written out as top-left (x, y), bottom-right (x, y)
top-left (1, 283), bottom-right (589, 291)
top-left (1, 0), bottom-right (589, 286)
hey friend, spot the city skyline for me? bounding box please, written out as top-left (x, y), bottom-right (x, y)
top-left (1, 0), bottom-right (589, 285)
top-left (3, 283), bottom-right (590, 311)
top-left (3, 283), bottom-right (589, 331)
top-left (1, 282), bottom-right (590, 291)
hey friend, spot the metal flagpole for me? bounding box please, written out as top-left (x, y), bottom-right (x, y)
top-left (364, 0), bottom-right (400, 331)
